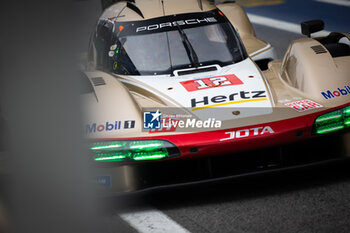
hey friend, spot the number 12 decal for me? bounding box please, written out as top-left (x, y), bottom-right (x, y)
top-left (180, 74), bottom-right (243, 92)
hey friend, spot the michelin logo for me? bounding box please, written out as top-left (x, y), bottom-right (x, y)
top-left (321, 86), bottom-right (350, 100)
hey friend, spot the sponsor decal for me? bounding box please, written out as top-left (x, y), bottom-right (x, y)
top-left (284, 99), bottom-right (323, 112)
top-left (149, 116), bottom-right (178, 133)
top-left (145, 111), bottom-right (222, 132)
top-left (86, 120), bottom-right (135, 134)
top-left (321, 86), bottom-right (350, 100)
top-left (220, 126), bottom-right (274, 141)
top-left (160, 118), bottom-right (221, 129)
top-left (113, 62), bottom-right (118, 70)
top-left (94, 176), bottom-right (112, 187)
top-left (108, 51), bottom-right (115, 57)
top-left (124, 120), bottom-right (136, 129)
top-left (136, 17), bottom-right (218, 33)
top-left (191, 90), bottom-right (267, 111)
top-left (109, 44), bottom-right (119, 58)
top-left (143, 110), bottom-right (162, 129)
top-left (110, 44), bottom-right (117, 50)
top-left (180, 74), bottom-right (243, 92)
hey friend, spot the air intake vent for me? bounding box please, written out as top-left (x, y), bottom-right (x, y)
top-left (177, 66), bottom-right (218, 76)
top-left (91, 77), bottom-right (106, 86)
top-left (311, 45), bottom-right (327, 54)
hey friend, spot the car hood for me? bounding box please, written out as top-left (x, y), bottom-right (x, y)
top-left (121, 58), bottom-right (273, 121)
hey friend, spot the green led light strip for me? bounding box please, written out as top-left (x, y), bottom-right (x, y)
top-left (91, 144), bottom-right (124, 151)
top-left (316, 125), bottom-right (345, 134)
top-left (314, 106), bottom-right (350, 135)
top-left (90, 140), bottom-right (176, 162)
top-left (129, 143), bottom-right (163, 150)
top-left (344, 106), bottom-right (350, 128)
top-left (133, 153), bottom-right (168, 161)
top-left (94, 155), bottom-right (127, 161)
top-left (315, 113), bottom-right (342, 125)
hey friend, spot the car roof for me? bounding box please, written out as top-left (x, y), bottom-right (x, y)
top-left (100, 0), bottom-right (217, 22)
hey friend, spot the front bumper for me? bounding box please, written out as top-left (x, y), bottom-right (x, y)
top-left (93, 104), bottom-right (350, 162)
top-left (94, 131), bottom-right (350, 193)
top-left (92, 105), bottom-right (350, 193)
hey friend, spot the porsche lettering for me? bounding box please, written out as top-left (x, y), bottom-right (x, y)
top-left (136, 17), bottom-right (218, 32)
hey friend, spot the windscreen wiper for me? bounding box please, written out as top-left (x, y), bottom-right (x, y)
top-left (176, 24), bottom-right (200, 68)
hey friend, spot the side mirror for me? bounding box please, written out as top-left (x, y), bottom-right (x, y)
top-left (301, 20), bottom-right (325, 37)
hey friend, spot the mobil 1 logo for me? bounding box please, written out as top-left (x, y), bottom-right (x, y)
top-left (86, 120), bottom-right (136, 134)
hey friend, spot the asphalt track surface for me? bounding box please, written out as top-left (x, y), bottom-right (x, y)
top-left (75, 1), bottom-right (350, 232)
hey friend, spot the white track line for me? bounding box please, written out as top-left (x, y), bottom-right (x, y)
top-left (315, 0), bottom-right (350, 7)
top-left (119, 209), bottom-right (190, 233)
top-left (247, 13), bottom-right (331, 36)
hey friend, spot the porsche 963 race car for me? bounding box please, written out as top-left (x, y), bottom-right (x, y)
top-left (82, 0), bottom-right (350, 192)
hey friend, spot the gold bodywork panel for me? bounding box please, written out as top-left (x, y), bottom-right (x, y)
top-left (280, 36), bottom-right (350, 104)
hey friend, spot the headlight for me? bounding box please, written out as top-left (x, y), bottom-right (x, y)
top-left (313, 106), bottom-right (350, 135)
top-left (90, 140), bottom-right (180, 162)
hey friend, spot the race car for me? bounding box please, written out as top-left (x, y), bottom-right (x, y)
top-left (82, 0), bottom-right (350, 192)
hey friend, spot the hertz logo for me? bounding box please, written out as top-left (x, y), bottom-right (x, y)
top-left (191, 91), bottom-right (267, 111)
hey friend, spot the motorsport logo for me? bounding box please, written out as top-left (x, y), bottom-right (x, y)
top-left (143, 110), bottom-right (162, 129)
top-left (284, 99), bottom-right (323, 112)
top-left (191, 90), bottom-right (267, 111)
top-left (86, 120), bottom-right (135, 134)
top-left (321, 86), bottom-right (350, 100)
top-left (136, 17), bottom-right (217, 33)
top-left (143, 110), bottom-right (222, 130)
top-left (220, 126), bottom-right (274, 141)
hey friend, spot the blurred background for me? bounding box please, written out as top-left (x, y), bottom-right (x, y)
top-left (0, 0), bottom-right (100, 233)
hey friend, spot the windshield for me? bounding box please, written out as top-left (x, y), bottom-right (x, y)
top-left (93, 10), bottom-right (247, 75)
